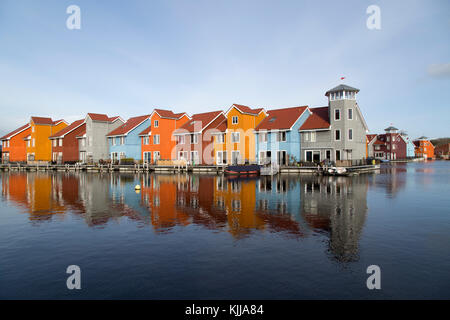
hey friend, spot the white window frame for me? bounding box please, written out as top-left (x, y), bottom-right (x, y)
top-left (335, 149), bottom-right (341, 161)
top-left (259, 132), bottom-right (268, 143)
top-left (232, 116), bottom-right (238, 124)
top-left (143, 151), bottom-right (151, 163)
top-left (334, 129), bottom-right (341, 141)
top-left (348, 108), bottom-right (353, 120)
top-left (348, 128), bottom-right (353, 141)
top-left (153, 151), bottom-right (160, 162)
top-left (277, 131), bottom-right (287, 142)
top-left (154, 120), bottom-right (159, 127)
top-left (111, 137), bottom-right (116, 146)
top-left (216, 151), bottom-right (227, 165)
top-left (334, 108), bottom-right (341, 121)
top-left (59, 138), bottom-right (63, 147)
top-left (120, 136), bottom-right (125, 145)
top-left (216, 134), bottom-right (225, 144)
top-left (153, 134), bottom-right (160, 145)
top-left (310, 131), bottom-right (316, 142)
top-left (190, 134), bottom-right (198, 144)
top-left (231, 132), bottom-right (240, 143)
top-left (143, 136), bottom-right (149, 145)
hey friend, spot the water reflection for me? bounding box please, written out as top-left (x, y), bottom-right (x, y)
top-left (1, 171), bottom-right (372, 262)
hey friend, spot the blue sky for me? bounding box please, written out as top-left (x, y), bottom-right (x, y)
top-left (0, 0), bottom-right (449, 139)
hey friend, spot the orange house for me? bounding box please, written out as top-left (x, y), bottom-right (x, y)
top-left (414, 136), bottom-right (435, 159)
top-left (214, 104), bottom-right (266, 165)
top-left (26, 117), bottom-right (68, 162)
top-left (139, 109), bottom-right (190, 163)
top-left (1, 123), bottom-right (31, 162)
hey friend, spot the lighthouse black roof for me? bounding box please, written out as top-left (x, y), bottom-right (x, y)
top-left (325, 84), bottom-right (360, 96)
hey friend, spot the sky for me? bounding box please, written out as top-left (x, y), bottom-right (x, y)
top-left (0, 0), bottom-right (449, 139)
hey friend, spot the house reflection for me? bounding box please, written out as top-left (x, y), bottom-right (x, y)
top-left (2, 171), bottom-right (370, 260)
top-left (300, 175), bottom-right (369, 262)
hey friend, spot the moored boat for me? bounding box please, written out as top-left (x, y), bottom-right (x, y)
top-left (224, 165), bottom-right (260, 175)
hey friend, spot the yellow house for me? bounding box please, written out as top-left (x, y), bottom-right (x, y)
top-left (214, 104), bottom-right (266, 165)
top-left (26, 117), bottom-right (68, 162)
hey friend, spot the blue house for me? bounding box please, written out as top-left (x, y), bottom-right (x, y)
top-left (254, 106), bottom-right (311, 165)
top-left (106, 114), bottom-right (151, 162)
top-left (402, 134), bottom-right (416, 158)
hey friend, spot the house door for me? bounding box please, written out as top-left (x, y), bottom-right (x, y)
top-left (231, 151), bottom-right (240, 165)
top-left (79, 151), bottom-right (86, 162)
top-left (313, 151), bottom-right (321, 163)
top-left (326, 150), bottom-right (331, 160)
top-left (153, 151), bottom-right (160, 164)
top-left (277, 151), bottom-right (287, 166)
top-left (143, 152), bottom-right (151, 163)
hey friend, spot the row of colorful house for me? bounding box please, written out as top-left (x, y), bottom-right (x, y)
top-left (0, 84), bottom-right (439, 165)
top-left (366, 126), bottom-right (437, 160)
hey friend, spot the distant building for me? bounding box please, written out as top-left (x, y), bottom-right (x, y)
top-left (414, 136), bottom-right (435, 159)
top-left (106, 114), bottom-right (151, 162)
top-left (26, 117), bottom-right (68, 162)
top-left (0, 123), bottom-right (31, 163)
top-left (367, 126), bottom-right (411, 160)
top-left (49, 119), bottom-right (86, 164)
top-left (139, 109), bottom-right (190, 164)
top-left (78, 113), bottom-right (125, 163)
top-left (299, 84), bottom-right (369, 163)
top-left (434, 143), bottom-right (450, 159)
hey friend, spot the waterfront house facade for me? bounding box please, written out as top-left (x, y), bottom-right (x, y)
top-left (414, 136), bottom-right (435, 159)
top-left (174, 111), bottom-right (226, 165)
top-left (254, 106), bottom-right (309, 165)
top-left (299, 85), bottom-right (369, 163)
top-left (48, 119), bottom-right (86, 164)
top-left (78, 113), bottom-right (124, 163)
top-left (106, 114), bottom-right (151, 162)
top-left (214, 104), bottom-right (267, 165)
top-left (0, 123), bottom-right (31, 163)
top-left (139, 109), bottom-right (190, 164)
top-left (26, 117), bottom-right (68, 162)
top-left (434, 143), bottom-right (449, 159)
top-left (367, 126), bottom-right (409, 160)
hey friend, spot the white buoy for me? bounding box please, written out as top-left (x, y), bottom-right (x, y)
top-left (135, 185), bottom-right (141, 190)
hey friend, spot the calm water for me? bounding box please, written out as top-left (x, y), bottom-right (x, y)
top-left (0, 161), bottom-right (449, 299)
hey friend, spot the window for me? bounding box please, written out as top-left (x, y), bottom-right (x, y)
top-left (232, 116), bottom-right (238, 124)
top-left (348, 108), bottom-right (353, 120)
top-left (143, 152), bottom-right (151, 163)
top-left (216, 151), bottom-right (227, 165)
top-left (259, 132), bottom-right (267, 143)
top-left (143, 136), bottom-right (149, 145)
top-left (111, 138), bottom-right (116, 146)
top-left (27, 140), bottom-right (30, 147)
top-left (393, 144), bottom-right (396, 150)
top-left (304, 132), bottom-right (309, 141)
top-left (335, 130), bottom-right (341, 141)
top-left (231, 132), bottom-right (240, 143)
top-left (190, 151), bottom-right (198, 163)
top-left (216, 134), bottom-right (225, 143)
top-left (336, 150), bottom-right (341, 161)
top-left (32, 126), bottom-right (35, 133)
top-left (153, 134), bottom-right (160, 145)
top-left (53, 140), bottom-right (57, 147)
top-left (348, 129), bottom-right (353, 141)
top-left (306, 151), bottom-right (313, 162)
top-left (32, 139), bottom-right (35, 147)
top-left (335, 109), bottom-right (341, 120)
top-left (153, 151), bottom-right (160, 162)
top-left (387, 136), bottom-right (390, 142)
top-left (154, 120), bottom-right (159, 127)
top-left (120, 137), bottom-right (125, 145)
top-left (59, 139), bottom-right (63, 147)
top-left (277, 131), bottom-right (287, 142)
top-left (190, 134), bottom-right (198, 144)
top-left (310, 132), bottom-right (316, 142)
top-left (81, 138), bottom-right (86, 147)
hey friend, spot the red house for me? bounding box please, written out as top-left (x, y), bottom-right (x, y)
top-left (49, 119), bottom-right (86, 164)
top-left (367, 126), bottom-right (407, 160)
top-left (173, 111), bottom-right (225, 165)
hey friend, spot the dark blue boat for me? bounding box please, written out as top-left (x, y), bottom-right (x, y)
top-left (224, 165), bottom-right (261, 175)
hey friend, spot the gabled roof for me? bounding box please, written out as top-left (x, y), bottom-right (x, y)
top-left (325, 84), bottom-right (359, 96)
top-left (86, 113), bottom-right (123, 123)
top-left (299, 107), bottom-right (330, 131)
top-left (106, 115), bottom-right (150, 137)
top-left (49, 120), bottom-right (85, 139)
top-left (226, 104), bottom-right (265, 116)
top-left (366, 134), bottom-right (377, 143)
top-left (373, 139), bottom-right (385, 145)
top-left (212, 117), bottom-right (227, 133)
top-left (53, 119), bottom-right (68, 126)
top-left (255, 106), bottom-right (308, 131)
top-left (0, 123), bottom-right (30, 140)
top-left (174, 111), bottom-right (223, 134)
top-left (153, 109), bottom-right (189, 120)
top-left (31, 116), bottom-right (53, 125)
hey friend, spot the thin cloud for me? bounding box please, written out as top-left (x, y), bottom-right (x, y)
top-left (427, 63), bottom-right (450, 78)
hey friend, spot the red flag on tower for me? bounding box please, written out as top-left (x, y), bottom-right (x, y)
top-left (340, 77), bottom-right (345, 80)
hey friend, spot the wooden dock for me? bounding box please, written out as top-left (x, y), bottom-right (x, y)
top-left (0, 163), bottom-right (380, 175)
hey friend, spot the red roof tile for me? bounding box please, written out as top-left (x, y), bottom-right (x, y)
top-left (175, 111), bottom-right (223, 134)
top-left (31, 116), bottom-right (53, 125)
top-left (49, 120), bottom-right (85, 139)
top-left (0, 123), bottom-right (30, 140)
top-left (154, 109), bottom-right (188, 119)
top-left (213, 118), bottom-right (227, 133)
top-left (367, 134), bottom-right (377, 142)
top-left (106, 115), bottom-right (150, 136)
top-left (231, 104), bottom-right (264, 115)
top-left (76, 127), bottom-right (86, 138)
top-left (299, 107), bottom-right (330, 131)
top-left (256, 106), bottom-right (308, 131)
top-left (138, 126), bottom-right (151, 136)
top-left (373, 139), bottom-right (385, 145)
